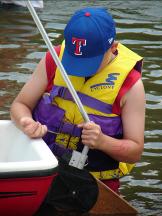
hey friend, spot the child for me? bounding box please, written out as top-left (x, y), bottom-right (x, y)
top-left (10, 7), bottom-right (145, 194)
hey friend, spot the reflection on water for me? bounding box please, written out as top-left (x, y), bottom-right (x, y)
top-left (0, 1), bottom-right (162, 215)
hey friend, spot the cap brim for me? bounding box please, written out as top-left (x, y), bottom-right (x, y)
top-left (61, 48), bottom-right (104, 77)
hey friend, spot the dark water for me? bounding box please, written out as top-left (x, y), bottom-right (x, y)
top-left (0, 1), bottom-right (162, 215)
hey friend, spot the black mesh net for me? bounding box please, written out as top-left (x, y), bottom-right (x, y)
top-left (38, 158), bottom-right (98, 215)
top-left (47, 159), bottom-right (98, 213)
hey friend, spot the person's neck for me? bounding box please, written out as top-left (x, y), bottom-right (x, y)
top-left (97, 52), bottom-right (116, 74)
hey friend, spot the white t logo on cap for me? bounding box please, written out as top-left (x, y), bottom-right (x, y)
top-left (72, 37), bottom-right (87, 55)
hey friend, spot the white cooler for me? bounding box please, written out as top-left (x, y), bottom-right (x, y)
top-left (0, 120), bottom-right (58, 216)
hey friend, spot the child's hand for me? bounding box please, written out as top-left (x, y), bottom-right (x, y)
top-left (20, 117), bottom-right (47, 138)
top-left (78, 121), bottom-right (104, 150)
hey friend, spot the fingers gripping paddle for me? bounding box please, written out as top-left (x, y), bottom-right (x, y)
top-left (26, 1), bottom-right (138, 215)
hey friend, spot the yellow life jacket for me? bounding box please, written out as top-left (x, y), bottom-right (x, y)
top-left (35, 41), bottom-right (142, 180)
top-left (48, 41), bottom-right (143, 180)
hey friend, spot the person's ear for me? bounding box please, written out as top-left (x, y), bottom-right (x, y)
top-left (111, 41), bottom-right (119, 53)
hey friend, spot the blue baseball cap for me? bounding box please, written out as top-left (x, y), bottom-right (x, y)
top-left (62, 7), bottom-right (116, 77)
